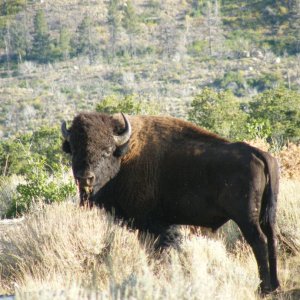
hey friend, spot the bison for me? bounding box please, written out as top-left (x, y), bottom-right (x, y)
top-left (61, 112), bottom-right (280, 294)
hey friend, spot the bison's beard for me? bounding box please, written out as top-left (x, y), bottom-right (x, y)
top-left (77, 184), bottom-right (94, 208)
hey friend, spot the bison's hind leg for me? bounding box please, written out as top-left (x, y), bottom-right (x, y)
top-left (261, 220), bottom-right (280, 291)
top-left (235, 220), bottom-right (272, 294)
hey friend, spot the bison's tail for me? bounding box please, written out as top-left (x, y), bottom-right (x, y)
top-left (259, 153), bottom-right (279, 227)
top-left (258, 150), bottom-right (280, 291)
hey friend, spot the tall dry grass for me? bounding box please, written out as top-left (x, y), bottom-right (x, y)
top-left (0, 140), bottom-right (300, 299)
top-left (0, 175), bottom-right (300, 300)
top-left (0, 201), bottom-right (260, 300)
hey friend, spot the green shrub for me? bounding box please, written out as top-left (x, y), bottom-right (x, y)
top-left (244, 119), bottom-right (273, 141)
top-left (6, 159), bottom-right (75, 218)
top-left (225, 30), bottom-right (259, 54)
top-left (0, 175), bottom-right (25, 218)
top-left (0, 126), bottom-right (68, 176)
top-left (213, 71), bottom-right (247, 96)
top-left (188, 88), bottom-right (248, 140)
top-left (0, 126), bottom-right (76, 217)
top-left (188, 40), bottom-right (208, 57)
top-left (247, 72), bottom-right (284, 92)
top-left (247, 87), bottom-right (300, 142)
top-left (96, 94), bottom-right (159, 115)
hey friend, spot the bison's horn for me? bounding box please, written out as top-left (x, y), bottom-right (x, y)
top-left (113, 113), bottom-right (132, 146)
top-left (61, 121), bottom-right (70, 141)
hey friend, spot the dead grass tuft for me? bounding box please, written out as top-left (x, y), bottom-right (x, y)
top-left (277, 143), bottom-right (300, 179)
top-left (0, 165), bottom-right (299, 299)
top-left (0, 202), bottom-right (262, 299)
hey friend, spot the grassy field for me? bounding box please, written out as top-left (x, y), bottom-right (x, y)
top-left (0, 175), bottom-right (299, 299)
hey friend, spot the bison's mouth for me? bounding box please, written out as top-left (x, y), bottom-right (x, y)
top-left (77, 182), bottom-right (94, 207)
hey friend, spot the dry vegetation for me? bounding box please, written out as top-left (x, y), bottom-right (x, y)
top-left (0, 202), bottom-right (260, 299)
top-left (0, 144), bottom-right (300, 299)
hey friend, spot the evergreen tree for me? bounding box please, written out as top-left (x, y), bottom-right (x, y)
top-left (107, 0), bottom-right (122, 58)
top-left (0, 0), bottom-right (26, 16)
top-left (123, 0), bottom-right (139, 57)
top-left (71, 15), bottom-right (99, 64)
top-left (202, 0), bottom-right (225, 57)
top-left (289, 0), bottom-right (300, 53)
top-left (31, 9), bottom-right (52, 63)
top-left (71, 15), bottom-right (91, 56)
top-left (58, 27), bottom-right (71, 60)
top-left (10, 18), bottom-right (28, 63)
top-left (0, 0), bottom-right (26, 69)
top-left (191, 0), bottom-right (205, 15)
top-left (2, 21), bottom-right (12, 70)
top-left (159, 19), bottom-right (177, 59)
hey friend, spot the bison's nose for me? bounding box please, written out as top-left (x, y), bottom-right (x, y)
top-left (75, 171), bottom-right (95, 187)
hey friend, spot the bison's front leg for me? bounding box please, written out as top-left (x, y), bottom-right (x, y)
top-left (138, 222), bottom-right (182, 251)
top-left (157, 225), bottom-right (183, 250)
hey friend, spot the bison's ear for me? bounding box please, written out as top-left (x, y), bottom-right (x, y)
top-left (62, 140), bottom-right (72, 154)
top-left (113, 142), bottom-right (129, 157)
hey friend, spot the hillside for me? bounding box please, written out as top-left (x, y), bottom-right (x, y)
top-left (0, 0), bottom-right (299, 137)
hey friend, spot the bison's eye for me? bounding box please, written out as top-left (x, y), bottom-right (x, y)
top-left (102, 147), bottom-right (113, 158)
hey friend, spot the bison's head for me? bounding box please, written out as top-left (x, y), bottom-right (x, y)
top-left (61, 112), bottom-right (131, 206)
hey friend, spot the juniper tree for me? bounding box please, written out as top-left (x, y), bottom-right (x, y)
top-left (71, 15), bottom-right (99, 64)
top-left (107, 0), bottom-right (122, 58)
top-left (122, 0), bottom-right (139, 57)
top-left (289, 0), bottom-right (300, 53)
top-left (31, 9), bottom-right (52, 63)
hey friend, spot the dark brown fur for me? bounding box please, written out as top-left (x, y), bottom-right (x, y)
top-left (62, 112), bottom-right (280, 294)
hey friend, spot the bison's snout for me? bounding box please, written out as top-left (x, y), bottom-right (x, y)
top-left (75, 171), bottom-right (95, 190)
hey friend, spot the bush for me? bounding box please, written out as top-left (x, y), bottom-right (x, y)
top-left (6, 159), bottom-right (75, 218)
top-left (213, 71), bottom-right (247, 96)
top-left (188, 40), bottom-right (208, 57)
top-left (0, 126), bottom-right (68, 176)
top-left (96, 94), bottom-right (159, 115)
top-left (188, 88), bottom-right (248, 140)
top-left (247, 72), bottom-right (284, 92)
top-left (247, 87), bottom-right (300, 142)
top-left (0, 175), bottom-right (25, 218)
top-left (0, 202), bottom-right (260, 298)
top-left (0, 126), bottom-right (76, 217)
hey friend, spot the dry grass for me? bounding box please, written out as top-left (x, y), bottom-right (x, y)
top-left (0, 202), bottom-right (258, 299)
top-left (0, 140), bottom-right (300, 299)
top-left (0, 177), bottom-right (299, 299)
top-left (277, 143), bottom-right (300, 180)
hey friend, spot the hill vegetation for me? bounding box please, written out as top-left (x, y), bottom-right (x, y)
top-left (0, 0), bottom-right (299, 140)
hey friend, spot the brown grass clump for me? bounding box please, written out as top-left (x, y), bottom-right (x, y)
top-left (0, 203), bottom-right (152, 296)
top-left (0, 178), bottom-right (299, 299)
top-left (277, 143), bottom-right (300, 179)
top-left (0, 202), bottom-right (261, 299)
